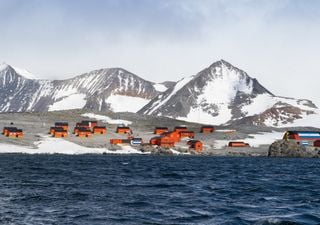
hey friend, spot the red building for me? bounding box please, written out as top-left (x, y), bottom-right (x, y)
top-left (200, 125), bottom-right (215, 133)
top-left (187, 140), bottom-right (203, 152)
top-left (154, 127), bottom-right (169, 135)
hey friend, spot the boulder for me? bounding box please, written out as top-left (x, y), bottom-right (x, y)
top-left (268, 140), bottom-right (320, 158)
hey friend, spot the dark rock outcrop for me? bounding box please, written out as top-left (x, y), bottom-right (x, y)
top-left (268, 140), bottom-right (320, 158)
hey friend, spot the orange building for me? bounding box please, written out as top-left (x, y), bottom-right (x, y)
top-left (200, 125), bottom-right (215, 133)
top-left (77, 127), bottom-right (92, 137)
top-left (116, 126), bottom-right (131, 134)
top-left (2, 127), bottom-right (12, 136)
top-left (5, 127), bottom-right (24, 138)
top-left (154, 127), bottom-right (169, 135)
top-left (187, 140), bottom-right (203, 152)
top-left (93, 126), bottom-right (107, 134)
top-left (110, 139), bottom-right (131, 145)
top-left (162, 131), bottom-right (181, 142)
top-left (110, 139), bottom-right (123, 144)
top-left (53, 128), bottom-right (68, 138)
top-left (54, 122), bottom-right (69, 131)
top-left (228, 141), bottom-right (250, 147)
top-left (149, 136), bottom-right (175, 148)
top-left (180, 131), bottom-right (195, 138)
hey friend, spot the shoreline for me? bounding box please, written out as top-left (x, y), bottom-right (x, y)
top-left (1, 110), bottom-right (317, 157)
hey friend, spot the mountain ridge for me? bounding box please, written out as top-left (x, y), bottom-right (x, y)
top-left (0, 60), bottom-right (318, 128)
top-left (0, 64), bottom-right (163, 113)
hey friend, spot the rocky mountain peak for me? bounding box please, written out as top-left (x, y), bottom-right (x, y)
top-left (138, 60), bottom-right (316, 126)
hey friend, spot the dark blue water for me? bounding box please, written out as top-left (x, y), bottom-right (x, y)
top-left (0, 155), bottom-right (319, 225)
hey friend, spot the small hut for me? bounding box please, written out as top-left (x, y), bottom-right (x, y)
top-left (116, 126), bottom-right (131, 134)
top-left (200, 125), bottom-right (215, 133)
top-left (228, 141), bottom-right (250, 147)
top-left (93, 126), bottom-right (107, 134)
top-left (77, 127), bottom-right (92, 137)
top-left (54, 122), bottom-right (69, 131)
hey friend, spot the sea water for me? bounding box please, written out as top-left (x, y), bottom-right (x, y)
top-left (0, 155), bottom-right (319, 225)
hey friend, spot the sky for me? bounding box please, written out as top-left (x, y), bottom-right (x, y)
top-left (0, 0), bottom-right (320, 105)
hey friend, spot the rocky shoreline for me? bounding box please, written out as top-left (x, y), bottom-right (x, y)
top-left (268, 140), bottom-right (320, 158)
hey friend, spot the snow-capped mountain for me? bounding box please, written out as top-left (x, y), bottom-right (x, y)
top-left (138, 60), bottom-right (318, 127)
top-left (1, 60), bottom-right (318, 127)
top-left (0, 63), bottom-right (160, 112)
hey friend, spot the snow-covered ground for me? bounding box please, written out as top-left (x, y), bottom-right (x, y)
top-left (82, 113), bottom-right (132, 125)
top-left (0, 136), bottom-right (146, 154)
top-left (214, 131), bottom-right (284, 149)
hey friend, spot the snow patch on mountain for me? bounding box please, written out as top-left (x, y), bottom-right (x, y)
top-left (106, 94), bottom-right (151, 113)
top-left (153, 83), bottom-right (167, 92)
top-left (49, 93), bottom-right (86, 111)
top-left (242, 94), bottom-right (276, 116)
top-left (177, 106), bottom-right (232, 125)
top-left (265, 109), bottom-right (320, 128)
top-left (242, 94), bottom-right (316, 117)
top-left (202, 64), bottom-right (253, 102)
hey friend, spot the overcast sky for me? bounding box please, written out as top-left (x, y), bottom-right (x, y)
top-left (0, 0), bottom-right (320, 105)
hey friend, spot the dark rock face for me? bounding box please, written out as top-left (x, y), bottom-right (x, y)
top-left (268, 140), bottom-right (320, 158)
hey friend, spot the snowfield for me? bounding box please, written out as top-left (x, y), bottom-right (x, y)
top-left (49, 94), bottom-right (87, 111)
top-left (106, 94), bottom-right (150, 113)
top-left (153, 83), bottom-right (167, 92)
